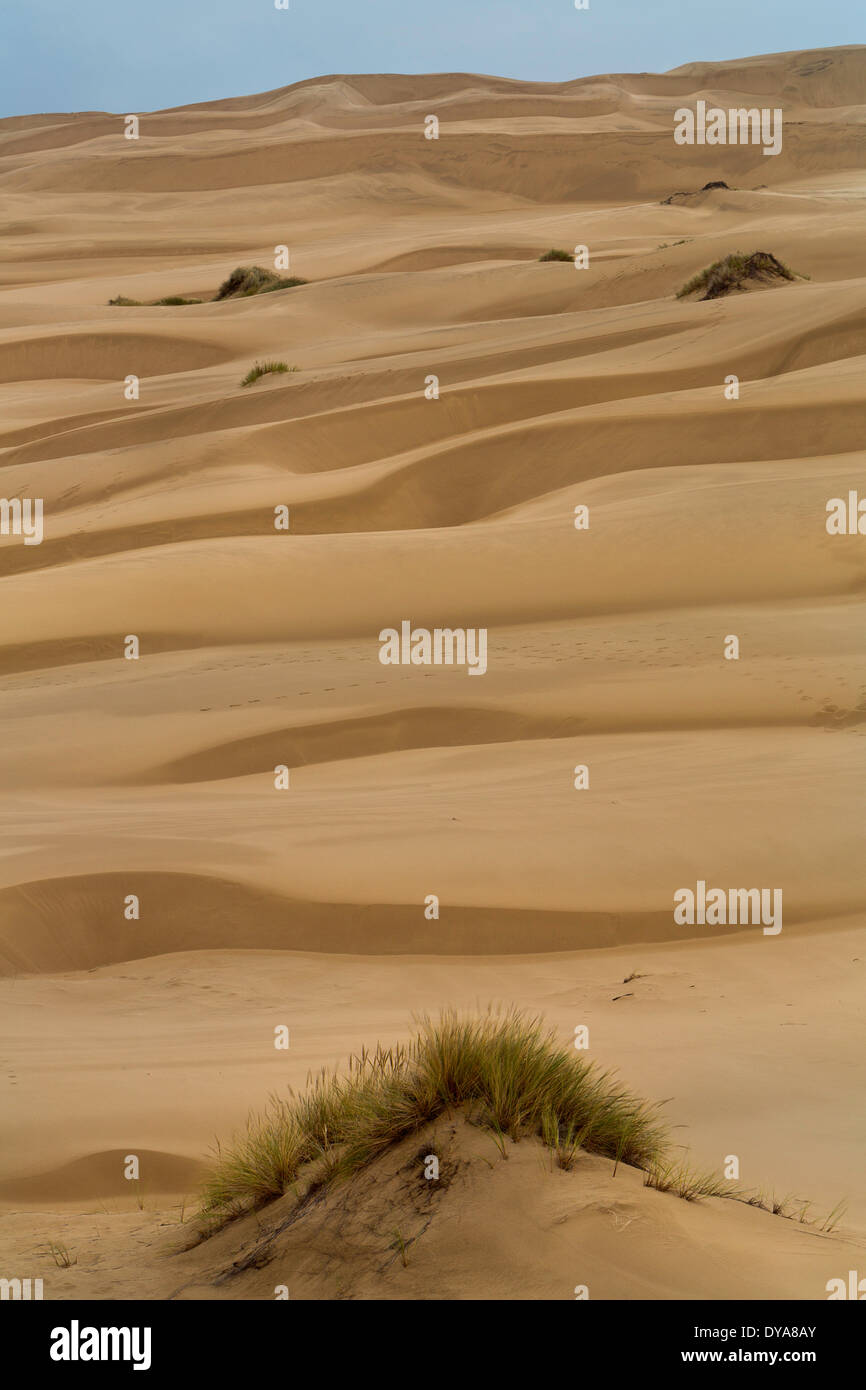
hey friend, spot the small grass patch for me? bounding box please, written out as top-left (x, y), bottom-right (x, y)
top-left (108, 294), bottom-right (200, 306)
top-left (538, 248), bottom-right (573, 262)
top-left (256, 278), bottom-right (308, 295)
top-left (644, 1157), bottom-right (739, 1202)
top-left (676, 250), bottom-right (807, 301)
top-left (45, 1241), bottom-right (77, 1268)
top-left (390, 1230), bottom-right (410, 1267)
top-left (239, 361), bottom-right (297, 388)
top-left (541, 1107), bottom-right (590, 1171)
top-left (215, 266), bottom-right (308, 300)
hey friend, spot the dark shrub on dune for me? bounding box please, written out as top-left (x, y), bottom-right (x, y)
top-left (677, 250), bottom-right (806, 300)
top-left (108, 294), bottom-right (200, 306)
top-left (215, 265), bottom-right (308, 299)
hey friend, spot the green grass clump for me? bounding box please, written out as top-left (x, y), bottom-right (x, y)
top-left (676, 250), bottom-right (806, 301)
top-left (108, 294), bottom-right (200, 306)
top-left (200, 1008), bottom-right (668, 1216)
top-left (643, 1157), bottom-right (739, 1202)
top-left (109, 267), bottom-right (309, 308)
top-left (215, 265), bottom-right (308, 300)
top-left (538, 248), bottom-right (573, 263)
top-left (256, 277), bottom-right (308, 294)
top-left (239, 361), bottom-right (297, 387)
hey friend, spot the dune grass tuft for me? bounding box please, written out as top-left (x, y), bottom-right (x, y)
top-left (110, 266), bottom-right (309, 307)
top-left (643, 1157), bottom-right (741, 1202)
top-left (538, 248), bottom-right (573, 263)
top-left (676, 250), bottom-right (806, 301)
top-left (239, 361), bottom-right (297, 387)
top-left (45, 1241), bottom-right (77, 1268)
top-left (200, 1008), bottom-right (669, 1217)
top-left (215, 266), bottom-right (308, 300)
top-left (108, 294), bottom-right (201, 306)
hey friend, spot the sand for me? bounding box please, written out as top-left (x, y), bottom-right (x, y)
top-left (0, 44), bottom-right (864, 1299)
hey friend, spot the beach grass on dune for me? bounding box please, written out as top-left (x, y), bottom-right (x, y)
top-left (108, 294), bottom-right (201, 306)
top-left (255, 277), bottom-right (308, 294)
top-left (215, 265), bottom-right (309, 299)
top-left (538, 248), bottom-right (573, 262)
top-left (200, 1008), bottom-right (669, 1216)
top-left (642, 1156), bottom-right (739, 1202)
top-left (109, 265), bottom-right (308, 307)
top-left (239, 360), bottom-right (296, 387)
top-left (676, 250), bottom-right (806, 300)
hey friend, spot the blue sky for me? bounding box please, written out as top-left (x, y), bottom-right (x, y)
top-left (0, 0), bottom-right (861, 118)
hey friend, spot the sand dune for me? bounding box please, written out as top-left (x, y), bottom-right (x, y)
top-left (6, 1118), bottom-right (866, 1301)
top-left (0, 45), bottom-right (864, 1298)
